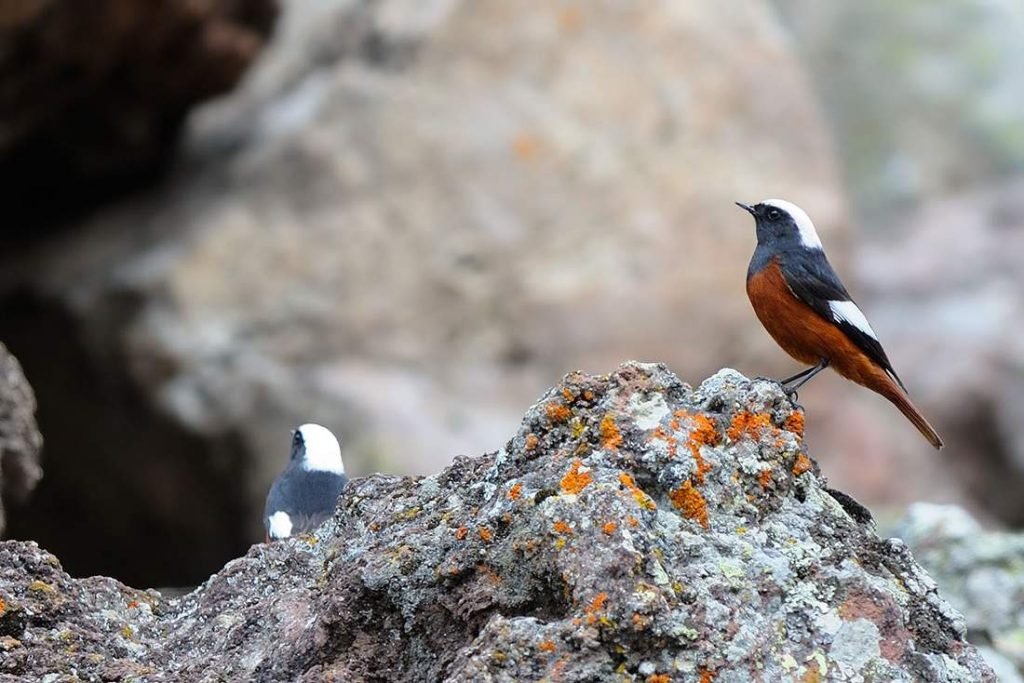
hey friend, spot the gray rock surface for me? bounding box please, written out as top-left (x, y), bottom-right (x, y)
top-left (0, 343), bottom-right (42, 536)
top-left (0, 364), bottom-right (995, 681)
top-left (0, 0), bottom-right (847, 584)
top-left (893, 503), bottom-right (1024, 682)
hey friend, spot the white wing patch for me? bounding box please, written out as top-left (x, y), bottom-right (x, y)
top-left (829, 300), bottom-right (877, 340)
top-left (298, 423), bottom-right (345, 474)
top-left (267, 510), bottom-right (293, 539)
top-left (762, 198), bottom-right (823, 250)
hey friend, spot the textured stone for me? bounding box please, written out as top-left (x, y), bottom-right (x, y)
top-left (0, 343), bottom-right (41, 535)
top-left (893, 503), bottom-right (1024, 682)
top-left (0, 364), bottom-right (995, 681)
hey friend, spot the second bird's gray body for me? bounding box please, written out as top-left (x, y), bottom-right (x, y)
top-left (263, 424), bottom-right (347, 540)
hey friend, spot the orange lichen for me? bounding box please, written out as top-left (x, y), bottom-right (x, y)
top-left (455, 526), bottom-right (468, 540)
top-left (670, 481), bottom-right (709, 529)
top-left (792, 453), bottom-right (813, 476)
top-left (646, 675), bottom-right (671, 683)
top-left (699, 669), bottom-right (716, 683)
top-left (801, 668), bottom-right (822, 683)
top-left (0, 597), bottom-right (5, 615)
top-left (602, 521), bottom-right (618, 535)
top-left (632, 613), bottom-right (649, 630)
top-left (508, 482), bottom-right (523, 501)
top-left (583, 390), bottom-right (595, 401)
top-left (126, 599), bottom-right (140, 610)
top-left (546, 402), bottom-right (571, 423)
top-left (512, 132), bottom-right (543, 161)
top-left (525, 433), bottom-right (540, 451)
top-left (600, 414), bottom-right (623, 450)
top-left (478, 527), bottom-right (493, 542)
top-left (727, 411), bottom-right (776, 442)
top-left (619, 472), bottom-right (657, 510)
top-left (757, 469), bottom-right (774, 489)
top-left (557, 6), bottom-right (583, 33)
top-left (553, 520), bottom-right (573, 535)
top-left (783, 410), bottom-right (805, 436)
top-left (538, 639), bottom-right (557, 653)
top-left (560, 459), bottom-right (593, 494)
top-left (584, 592), bottom-right (609, 625)
top-left (562, 387), bottom-right (575, 402)
top-left (626, 515), bottom-right (639, 528)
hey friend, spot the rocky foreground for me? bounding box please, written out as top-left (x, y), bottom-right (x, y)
top-left (0, 363), bottom-right (996, 681)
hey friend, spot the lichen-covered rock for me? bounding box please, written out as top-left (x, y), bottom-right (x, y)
top-left (0, 343), bottom-right (42, 535)
top-left (0, 364), bottom-right (994, 681)
top-left (893, 503), bottom-right (1024, 682)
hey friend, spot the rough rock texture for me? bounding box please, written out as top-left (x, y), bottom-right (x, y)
top-left (893, 503), bottom-right (1024, 682)
top-left (0, 343), bottom-right (42, 536)
top-left (0, 0), bottom-right (848, 585)
top-left (0, 364), bottom-right (995, 681)
top-left (0, 0), bottom-right (278, 232)
top-left (856, 177), bottom-right (1024, 525)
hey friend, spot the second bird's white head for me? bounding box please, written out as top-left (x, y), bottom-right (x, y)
top-left (291, 423), bottom-right (344, 474)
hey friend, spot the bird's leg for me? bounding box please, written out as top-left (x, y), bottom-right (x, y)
top-left (781, 358), bottom-right (829, 400)
top-left (779, 365), bottom-right (819, 386)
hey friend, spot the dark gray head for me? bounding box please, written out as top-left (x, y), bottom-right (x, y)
top-left (735, 198), bottom-right (823, 251)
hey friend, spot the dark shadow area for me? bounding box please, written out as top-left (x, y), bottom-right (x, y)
top-left (0, 290), bottom-right (252, 588)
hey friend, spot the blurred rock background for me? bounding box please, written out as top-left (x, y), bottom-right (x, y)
top-left (0, 0), bottom-right (1021, 594)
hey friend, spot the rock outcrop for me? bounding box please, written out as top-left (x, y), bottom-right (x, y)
top-left (0, 0), bottom-right (278, 232)
top-left (0, 343), bottom-right (42, 536)
top-left (0, 364), bottom-right (995, 681)
top-left (894, 503), bottom-right (1024, 682)
top-left (0, 0), bottom-right (847, 587)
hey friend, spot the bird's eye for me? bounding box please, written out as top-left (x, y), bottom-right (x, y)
top-left (767, 208), bottom-right (781, 221)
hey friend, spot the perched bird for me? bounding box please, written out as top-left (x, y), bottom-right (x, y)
top-left (737, 198), bottom-right (943, 449)
top-left (264, 423), bottom-right (348, 541)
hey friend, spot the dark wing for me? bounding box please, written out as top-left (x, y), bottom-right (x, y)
top-left (779, 250), bottom-right (905, 389)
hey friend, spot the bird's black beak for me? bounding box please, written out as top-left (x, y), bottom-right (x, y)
top-left (735, 202), bottom-right (756, 216)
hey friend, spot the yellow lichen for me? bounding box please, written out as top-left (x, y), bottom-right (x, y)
top-left (619, 472), bottom-right (656, 510)
top-left (28, 581), bottom-right (54, 594)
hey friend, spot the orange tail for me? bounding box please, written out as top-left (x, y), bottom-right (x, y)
top-left (876, 376), bottom-right (943, 449)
